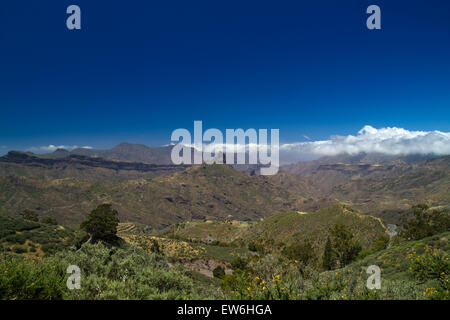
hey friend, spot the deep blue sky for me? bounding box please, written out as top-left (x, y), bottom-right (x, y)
top-left (1, 0), bottom-right (449, 153)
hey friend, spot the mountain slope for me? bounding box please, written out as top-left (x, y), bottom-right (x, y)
top-left (0, 149), bottom-right (448, 227)
top-left (282, 154), bottom-right (450, 221)
top-left (158, 205), bottom-right (388, 254)
top-left (43, 143), bottom-right (176, 164)
top-left (0, 151), bottom-right (188, 181)
top-left (0, 164), bottom-right (297, 228)
top-left (240, 205), bottom-right (387, 250)
top-left (328, 156), bottom-right (450, 221)
top-left (0, 215), bottom-right (86, 258)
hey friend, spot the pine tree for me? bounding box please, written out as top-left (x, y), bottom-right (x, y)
top-left (80, 204), bottom-right (119, 243)
top-left (322, 236), bottom-right (335, 270)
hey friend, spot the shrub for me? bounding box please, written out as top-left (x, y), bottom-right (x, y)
top-left (55, 243), bottom-right (194, 299)
top-left (5, 234), bottom-right (27, 245)
top-left (248, 242), bottom-right (264, 253)
top-left (248, 242), bottom-right (257, 252)
top-left (20, 210), bottom-right (39, 222)
top-left (328, 224), bottom-right (361, 268)
top-left (282, 240), bottom-right (314, 265)
top-left (357, 249), bottom-right (374, 260)
top-left (12, 246), bottom-right (27, 254)
top-left (0, 254), bottom-right (66, 299)
top-left (41, 217), bottom-right (58, 225)
top-left (219, 262), bottom-right (305, 300)
top-left (0, 242), bottom-right (196, 300)
top-left (150, 240), bottom-right (161, 254)
top-left (372, 234), bottom-right (390, 252)
top-left (409, 246), bottom-right (449, 299)
top-left (399, 204), bottom-right (450, 241)
top-left (230, 257), bottom-right (247, 271)
top-left (213, 266), bottom-right (226, 279)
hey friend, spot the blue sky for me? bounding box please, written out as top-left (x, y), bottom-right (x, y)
top-left (1, 0), bottom-right (449, 154)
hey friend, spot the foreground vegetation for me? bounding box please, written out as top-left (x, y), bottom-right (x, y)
top-left (0, 203), bottom-right (448, 300)
top-left (217, 231), bottom-right (449, 300)
top-left (0, 215), bottom-right (86, 257)
top-left (0, 242), bottom-right (207, 299)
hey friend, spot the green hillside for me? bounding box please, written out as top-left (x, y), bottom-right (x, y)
top-left (159, 219), bottom-right (253, 244)
top-left (215, 231), bottom-right (449, 300)
top-left (241, 205), bottom-right (388, 251)
top-left (0, 164), bottom-right (296, 228)
top-left (1, 205), bottom-right (448, 300)
top-left (324, 231), bottom-right (450, 299)
top-left (0, 215), bottom-right (86, 258)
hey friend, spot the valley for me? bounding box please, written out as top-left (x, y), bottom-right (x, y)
top-left (0, 145), bottom-right (448, 227)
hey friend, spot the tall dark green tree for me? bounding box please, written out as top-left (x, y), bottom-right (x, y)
top-left (80, 204), bottom-right (119, 243)
top-left (322, 236), bottom-right (335, 270)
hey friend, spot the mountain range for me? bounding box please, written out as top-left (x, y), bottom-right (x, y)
top-left (39, 142), bottom-right (175, 164)
top-left (0, 143), bottom-right (448, 227)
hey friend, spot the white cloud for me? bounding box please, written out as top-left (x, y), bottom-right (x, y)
top-left (280, 125), bottom-right (450, 157)
top-left (173, 125), bottom-right (450, 164)
top-left (27, 145), bottom-right (93, 153)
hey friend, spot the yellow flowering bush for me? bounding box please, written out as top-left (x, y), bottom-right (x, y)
top-left (409, 246), bottom-right (449, 300)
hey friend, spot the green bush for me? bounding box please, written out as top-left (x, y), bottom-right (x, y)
top-left (282, 240), bottom-right (314, 265)
top-left (20, 210), bottom-right (39, 222)
top-left (12, 246), bottom-right (27, 254)
top-left (55, 242), bottom-right (195, 299)
top-left (213, 266), bottom-right (226, 279)
top-left (5, 234), bottom-right (26, 244)
top-left (409, 246), bottom-right (449, 299)
top-left (0, 254), bottom-right (66, 299)
top-left (230, 257), bottom-right (247, 271)
top-left (248, 242), bottom-right (264, 253)
top-left (357, 249), bottom-right (374, 260)
top-left (41, 217), bottom-right (58, 225)
top-left (399, 204), bottom-right (450, 241)
top-left (328, 224), bottom-right (361, 268)
top-left (372, 234), bottom-right (390, 252)
top-left (0, 242), bottom-right (196, 300)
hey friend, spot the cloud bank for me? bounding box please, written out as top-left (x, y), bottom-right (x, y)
top-left (176, 125), bottom-right (450, 163)
top-left (280, 125), bottom-right (450, 157)
top-left (27, 145), bottom-right (93, 153)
